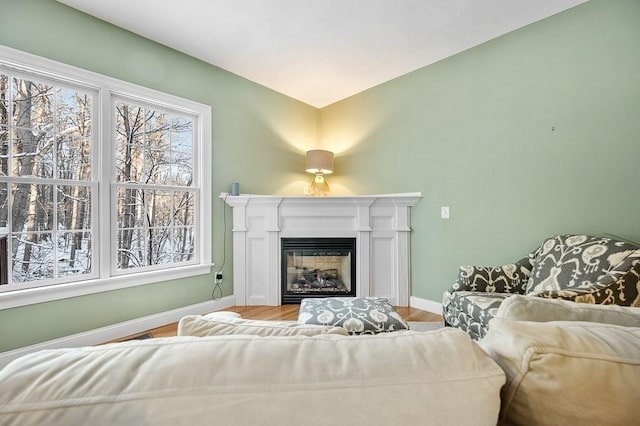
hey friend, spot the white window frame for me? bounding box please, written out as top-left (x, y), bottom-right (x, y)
top-left (0, 45), bottom-right (212, 309)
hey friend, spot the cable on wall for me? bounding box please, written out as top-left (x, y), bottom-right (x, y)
top-left (211, 193), bottom-right (229, 301)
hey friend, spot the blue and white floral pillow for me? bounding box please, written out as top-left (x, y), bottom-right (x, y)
top-left (298, 297), bottom-right (409, 334)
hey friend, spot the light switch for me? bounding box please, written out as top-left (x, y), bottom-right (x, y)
top-left (441, 206), bottom-right (450, 219)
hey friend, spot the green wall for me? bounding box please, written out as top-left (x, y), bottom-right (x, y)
top-left (2, 0), bottom-right (639, 352)
top-left (319, 0), bottom-right (640, 301)
top-left (0, 0), bottom-right (317, 351)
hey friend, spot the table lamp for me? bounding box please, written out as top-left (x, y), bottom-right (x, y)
top-left (305, 150), bottom-right (334, 196)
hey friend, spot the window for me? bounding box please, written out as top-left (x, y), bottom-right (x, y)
top-left (113, 100), bottom-right (197, 272)
top-left (0, 72), bottom-right (96, 288)
top-left (0, 46), bottom-right (211, 308)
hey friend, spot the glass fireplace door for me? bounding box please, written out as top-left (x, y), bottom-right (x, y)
top-left (281, 238), bottom-right (356, 304)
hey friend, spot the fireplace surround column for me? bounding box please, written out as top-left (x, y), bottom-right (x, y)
top-left (222, 193), bottom-right (421, 306)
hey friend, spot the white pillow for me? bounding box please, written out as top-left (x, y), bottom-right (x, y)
top-left (497, 294), bottom-right (640, 326)
top-left (178, 315), bottom-right (349, 337)
top-left (480, 318), bottom-right (640, 425)
top-left (202, 311), bottom-right (242, 319)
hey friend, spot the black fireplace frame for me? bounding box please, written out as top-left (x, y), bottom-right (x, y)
top-left (281, 237), bottom-right (356, 304)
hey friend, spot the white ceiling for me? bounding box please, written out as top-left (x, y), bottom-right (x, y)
top-left (58, 0), bottom-right (588, 108)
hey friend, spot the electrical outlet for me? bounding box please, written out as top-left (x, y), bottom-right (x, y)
top-left (215, 272), bottom-right (223, 281)
top-left (441, 206), bottom-right (450, 219)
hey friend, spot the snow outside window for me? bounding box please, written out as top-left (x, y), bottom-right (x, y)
top-left (0, 46), bottom-right (212, 308)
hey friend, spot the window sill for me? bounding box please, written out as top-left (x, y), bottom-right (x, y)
top-left (0, 264), bottom-right (214, 309)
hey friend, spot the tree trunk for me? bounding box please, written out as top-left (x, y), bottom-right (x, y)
top-left (117, 104), bottom-right (140, 268)
top-left (11, 81), bottom-right (38, 235)
top-left (21, 183), bottom-right (39, 274)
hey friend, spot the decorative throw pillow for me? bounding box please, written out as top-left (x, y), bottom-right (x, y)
top-left (177, 315), bottom-right (349, 337)
top-left (202, 311), bottom-right (242, 319)
top-left (480, 318), bottom-right (640, 426)
top-left (497, 294), bottom-right (640, 326)
top-left (525, 234), bottom-right (638, 294)
top-left (298, 297), bottom-right (409, 334)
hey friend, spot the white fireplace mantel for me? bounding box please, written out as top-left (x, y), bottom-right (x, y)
top-left (222, 193), bottom-right (422, 306)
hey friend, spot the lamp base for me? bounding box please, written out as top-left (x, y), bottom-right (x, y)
top-left (308, 174), bottom-right (330, 196)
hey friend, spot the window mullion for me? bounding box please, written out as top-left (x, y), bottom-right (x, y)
top-left (99, 87), bottom-right (112, 280)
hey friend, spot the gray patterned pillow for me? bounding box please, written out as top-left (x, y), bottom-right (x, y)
top-left (298, 297), bottom-right (409, 334)
top-left (526, 235), bottom-right (638, 294)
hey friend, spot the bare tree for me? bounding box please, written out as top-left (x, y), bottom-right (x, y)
top-left (115, 102), bottom-right (194, 270)
top-left (1, 75), bottom-right (93, 283)
top-left (116, 103), bottom-right (145, 268)
top-left (11, 80), bottom-right (53, 274)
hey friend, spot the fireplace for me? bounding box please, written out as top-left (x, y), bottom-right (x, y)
top-left (281, 238), bottom-right (356, 304)
top-left (223, 193), bottom-right (421, 306)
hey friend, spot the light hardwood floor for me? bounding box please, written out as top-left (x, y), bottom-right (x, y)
top-left (113, 305), bottom-right (442, 342)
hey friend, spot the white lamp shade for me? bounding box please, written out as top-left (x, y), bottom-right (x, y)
top-left (305, 150), bottom-right (334, 174)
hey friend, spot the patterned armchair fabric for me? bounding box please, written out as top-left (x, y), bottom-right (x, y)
top-left (451, 256), bottom-right (534, 294)
top-left (526, 235), bottom-right (640, 305)
top-left (443, 234), bottom-right (640, 340)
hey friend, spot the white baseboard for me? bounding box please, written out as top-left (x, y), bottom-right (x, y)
top-left (0, 295), bottom-right (235, 369)
top-left (410, 296), bottom-right (442, 315)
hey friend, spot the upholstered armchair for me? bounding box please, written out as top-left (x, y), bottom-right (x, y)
top-left (442, 234), bottom-right (640, 340)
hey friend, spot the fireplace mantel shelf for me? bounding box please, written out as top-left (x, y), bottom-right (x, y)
top-left (222, 192), bottom-right (422, 306)
top-left (220, 192), bottom-right (422, 200)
